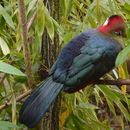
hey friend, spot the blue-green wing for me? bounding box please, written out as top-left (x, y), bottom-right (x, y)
top-left (51, 30), bottom-right (122, 92)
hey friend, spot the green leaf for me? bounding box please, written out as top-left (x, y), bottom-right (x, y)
top-left (52, 19), bottom-right (64, 35)
top-left (108, 0), bottom-right (115, 14)
top-left (0, 62), bottom-right (26, 76)
top-left (97, 85), bottom-right (130, 121)
top-left (124, 3), bottom-right (130, 11)
top-left (116, 44), bottom-right (130, 66)
top-left (0, 5), bottom-right (15, 29)
top-left (36, 0), bottom-right (45, 38)
top-left (27, 0), bottom-right (37, 14)
top-left (0, 37), bottom-right (10, 55)
top-left (88, 16), bottom-right (97, 28)
top-left (106, 98), bottom-right (116, 117)
top-left (45, 8), bottom-right (54, 41)
top-left (117, 101), bottom-right (130, 121)
top-left (0, 126), bottom-right (9, 130)
top-left (79, 103), bottom-right (99, 109)
top-left (52, 19), bottom-right (64, 42)
top-left (72, 114), bottom-right (86, 130)
top-left (0, 121), bottom-right (18, 129)
top-left (65, 0), bottom-right (73, 18)
top-left (60, 0), bottom-right (66, 16)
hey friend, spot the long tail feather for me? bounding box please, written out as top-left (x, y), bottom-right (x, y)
top-left (19, 77), bottom-right (63, 128)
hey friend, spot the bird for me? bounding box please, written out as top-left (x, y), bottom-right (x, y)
top-left (19, 15), bottom-right (127, 128)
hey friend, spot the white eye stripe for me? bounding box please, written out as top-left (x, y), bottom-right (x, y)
top-left (103, 18), bottom-right (109, 26)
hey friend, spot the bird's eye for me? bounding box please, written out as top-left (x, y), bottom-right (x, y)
top-left (115, 31), bottom-right (122, 36)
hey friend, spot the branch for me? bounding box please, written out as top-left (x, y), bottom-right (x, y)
top-left (96, 79), bottom-right (130, 86)
top-left (96, 79), bottom-right (130, 93)
top-left (18, 0), bottom-right (35, 88)
top-left (0, 79), bottom-right (130, 110)
top-left (0, 89), bottom-right (32, 110)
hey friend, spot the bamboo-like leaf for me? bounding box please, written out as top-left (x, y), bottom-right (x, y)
top-left (0, 5), bottom-right (15, 29)
top-left (65, 0), bottom-right (73, 18)
top-left (27, 0), bottom-right (37, 14)
top-left (70, 113), bottom-right (87, 130)
top-left (94, 88), bottom-right (103, 105)
top-left (0, 62), bottom-right (26, 76)
top-left (45, 8), bottom-right (54, 41)
top-left (88, 16), bottom-right (97, 28)
top-left (108, 0), bottom-right (115, 14)
top-left (36, 0), bottom-right (45, 38)
top-left (124, 3), bottom-right (130, 11)
top-left (59, 104), bottom-right (69, 128)
top-left (116, 44), bottom-right (130, 66)
top-left (117, 101), bottom-right (130, 121)
top-left (52, 19), bottom-right (64, 43)
top-left (106, 98), bottom-right (116, 117)
top-left (52, 19), bottom-right (64, 35)
top-left (96, 0), bottom-right (100, 19)
top-left (0, 121), bottom-right (18, 129)
top-left (97, 85), bottom-right (130, 121)
top-left (0, 37), bottom-right (10, 55)
top-left (118, 66), bottom-right (126, 93)
top-left (79, 103), bottom-right (99, 109)
top-left (60, 0), bottom-right (66, 17)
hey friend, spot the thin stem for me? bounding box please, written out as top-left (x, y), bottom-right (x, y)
top-left (0, 90), bottom-right (32, 110)
top-left (18, 0), bottom-right (35, 88)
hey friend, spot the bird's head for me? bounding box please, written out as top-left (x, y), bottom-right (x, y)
top-left (97, 15), bottom-right (127, 38)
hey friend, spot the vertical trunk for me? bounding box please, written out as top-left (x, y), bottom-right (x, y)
top-left (39, 0), bottom-right (61, 130)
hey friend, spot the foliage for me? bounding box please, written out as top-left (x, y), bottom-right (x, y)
top-left (0, 121), bottom-right (19, 130)
top-left (0, 62), bottom-right (25, 76)
top-left (0, 0), bottom-right (129, 129)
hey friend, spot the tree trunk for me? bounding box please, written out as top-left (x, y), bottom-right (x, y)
top-left (38, 0), bottom-right (61, 130)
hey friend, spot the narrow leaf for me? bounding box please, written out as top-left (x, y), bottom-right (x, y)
top-left (118, 66), bottom-right (126, 93)
top-left (27, 0), bottom-right (37, 14)
top-left (60, 0), bottom-right (66, 16)
top-left (0, 37), bottom-right (10, 55)
top-left (116, 44), bottom-right (130, 66)
top-left (79, 103), bottom-right (99, 109)
top-left (0, 5), bottom-right (15, 29)
top-left (45, 8), bottom-right (54, 41)
top-left (52, 19), bottom-right (64, 35)
top-left (65, 0), bottom-right (73, 18)
top-left (36, 0), bottom-right (45, 38)
top-left (0, 121), bottom-right (18, 128)
top-left (0, 62), bottom-right (26, 76)
top-left (97, 85), bottom-right (130, 121)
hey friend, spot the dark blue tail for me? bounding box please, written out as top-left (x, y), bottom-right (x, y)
top-left (19, 77), bottom-right (63, 128)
